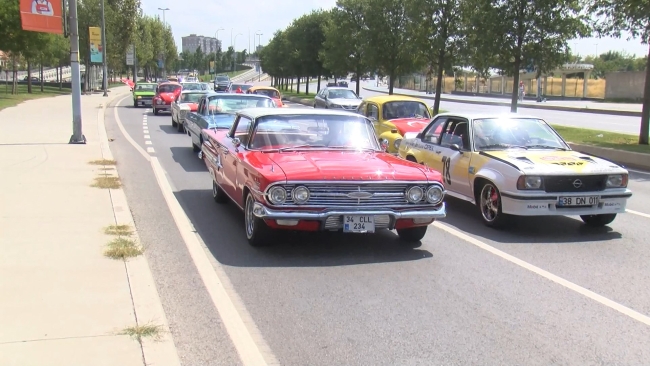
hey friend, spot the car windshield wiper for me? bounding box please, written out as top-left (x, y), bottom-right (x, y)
top-left (278, 144), bottom-right (327, 152)
top-left (526, 144), bottom-right (567, 150)
top-left (479, 143), bottom-right (528, 150)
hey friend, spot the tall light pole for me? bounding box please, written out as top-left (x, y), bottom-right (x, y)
top-left (100, 0), bottom-right (108, 96)
top-left (158, 7), bottom-right (170, 26)
top-left (214, 28), bottom-right (224, 76)
top-left (68, 0), bottom-right (85, 144)
top-left (233, 33), bottom-right (243, 72)
top-left (157, 8), bottom-right (170, 79)
top-left (255, 33), bottom-right (263, 81)
top-left (594, 43), bottom-right (599, 58)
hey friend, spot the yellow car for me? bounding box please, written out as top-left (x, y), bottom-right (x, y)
top-left (356, 95), bottom-right (432, 153)
top-left (398, 112), bottom-right (632, 228)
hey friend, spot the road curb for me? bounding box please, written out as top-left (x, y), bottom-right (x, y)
top-left (285, 96), bottom-right (313, 106)
top-left (567, 143), bottom-right (650, 171)
top-left (362, 86), bottom-right (642, 117)
top-left (100, 92), bottom-right (182, 366)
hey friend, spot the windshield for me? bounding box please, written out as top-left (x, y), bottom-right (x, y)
top-left (473, 118), bottom-right (568, 150)
top-left (158, 84), bottom-right (181, 93)
top-left (216, 76), bottom-right (229, 82)
top-left (180, 93), bottom-right (204, 103)
top-left (382, 101), bottom-right (430, 120)
top-left (182, 83), bottom-right (202, 91)
top-left (252, 89), bottom-right (280, 98)
top-left (206, 96), bottom-right (276, 114)
top-left (249, 114), bottom-right (380, 151)
top-left (136, 84), bottom-right (156, 91)
top-left (328, 89), bottom-right (357, 99)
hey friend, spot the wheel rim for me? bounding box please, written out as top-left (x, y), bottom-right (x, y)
top-left (245, 196), bottom-right (255, 239)
top-left (212, 181), bottom-right (218, 198)
top-left (480, 184), bottom-right (500, 222)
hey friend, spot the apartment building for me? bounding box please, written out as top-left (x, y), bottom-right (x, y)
top-left (181, 34), bottom-right (221, 54)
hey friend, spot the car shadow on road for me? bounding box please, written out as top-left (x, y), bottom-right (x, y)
top-left (159, 124), bottom-right (180, 134)
top-left (174, 189), bottom-right (433, 267)
top-left (170, 147), bottom-right (206, 172)
top-left (441, 197), bottom-right (622, 244)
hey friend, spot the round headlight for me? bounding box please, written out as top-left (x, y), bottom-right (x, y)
top-left (292, 186), bottom-right (310, 204)
top-left (406, 186), bottom-right (424, 203)
top-left (426, 185), bottom-right (444, 204)
top-left (267, 186), bottom-right (287, 205)
top-left (394, 138), bottom-right (402, 149)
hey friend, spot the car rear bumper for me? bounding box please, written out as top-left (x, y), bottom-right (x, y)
top-left (252, 202), bottom-right (446, 230)
top-left (135, 97), bottom-right (153, 105)
top-left (153, 104), bottom-right (171, 110)
top-left (500, 190), bottom-right (632, 216)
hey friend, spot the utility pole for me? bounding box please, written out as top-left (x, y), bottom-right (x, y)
top-left (100, 0), bottom-right (108, 97)
top-left (69, 0), bottom-right (85, 144)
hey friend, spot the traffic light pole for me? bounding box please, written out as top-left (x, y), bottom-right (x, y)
top-left (68, 0), bottom-right (85, 144)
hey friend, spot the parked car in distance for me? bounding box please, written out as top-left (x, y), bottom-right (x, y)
top-left (398, 113), bottom-right (632, 228)
top-left (132, 82), bottom-right (157, 107)
top-left (246, 86), bottom-right (285, 107)
top-left (171, 90), bottom-right (209, 132)
top-left (214, 74), bottom-right (232, 92)
top-left (357, 95), bottom-right (432, 154)
top-left (185, 93), bottom-right (276, 153)
top-left (200, 108), bottom-right (447, 246)
top-left (313, 87), bottom-right (362, 110)
top-left (337, 81), bottom-right (349, 87)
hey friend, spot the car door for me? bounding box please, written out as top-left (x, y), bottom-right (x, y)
top-left (188, 98), bottom-right (205, 145)
top-left (412, 116), bottom-right (447, 168)
top-left (221, 115), bottom-right (253, 200)
top-left (314, 89), bottom-right (325, 108)
top-left (437, 118), bottom-right (473, 198)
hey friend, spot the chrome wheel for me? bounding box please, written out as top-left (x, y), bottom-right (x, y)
top-left (480, 183), bottom-right (500, 223)
top-left (212, 180), bottom-right (218, 198)
top-left (245, 195), bottom-right (255, 239)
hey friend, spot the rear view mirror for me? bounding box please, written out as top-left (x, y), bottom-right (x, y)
top-left (450, 144), bottom-right (462, 152)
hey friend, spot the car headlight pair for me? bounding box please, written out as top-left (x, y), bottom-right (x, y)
top-left (516, 174), bottom-right (629, 190)
top-left (267, 186), bottom-right (310, 205)
top-left (406, 185), bottom-right (444, 204)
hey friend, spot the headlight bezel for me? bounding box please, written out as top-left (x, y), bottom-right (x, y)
top-left (394, 138), bottom-right (402, 149)
top-left (516, 175), bottom-right (543, 190)
top-left (267, 186), bottom-right (287, 205)
top-left (606, 174), bottom-right (628, 188)
top-left (406, 186), bottom-right (424, 203)
top-left (425, 184), bottom-right (445, 204)
top-left (292, 186), bottom-right (310, 204)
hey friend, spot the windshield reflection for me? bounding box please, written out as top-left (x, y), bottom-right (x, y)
top-left (473, 118), bottom-right (568, 150)
top-left (383, 101), bottom-right (430, 120)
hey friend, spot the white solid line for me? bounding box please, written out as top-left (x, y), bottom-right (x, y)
top-left (628, 168), bottom-right (650, 175)
top-left (150, 157), bottom-right (274, 365)
top-left (114, 96), bottom-right (151, 161)
top-left (432, 222), bottom-right (650, 326)
top-left (145, 140), bottom-right (152, 145)
top-left (144, 134), bottom-right (150, 139)
top-left (147, 147), bottom-right (155, 153)
top-left (626, 209), bottom-right (650, 219)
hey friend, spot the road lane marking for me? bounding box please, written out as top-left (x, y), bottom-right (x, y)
top-left (144, 134), bottom-right (150, 139)
top-left (626, 209), bottom-right (650, 219)
top-left (432, 221), bottom-right (650, 327)
top-left (150, 157), bottom-right (276, 365)
top-left (628, 168), bottom-right (650, 176)
top-left (146, 147), bottom-right (155, 153)
top-left (145, 141), bottom-right (152, 145)
top-left (112, 96), bottom-right (278, 365)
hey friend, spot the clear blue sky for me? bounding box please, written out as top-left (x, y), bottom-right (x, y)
top-left (142, 0), bottom-right (649, 58)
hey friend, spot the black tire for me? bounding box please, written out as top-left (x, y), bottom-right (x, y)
top-left (153, 108), bottom-right (159, 115)
top-left (133, 100), bottom-right (138, 108)
top-left (212, 180), bottom-right (228, 204)
top-left (192, 137), bottom-right (201, 152)
top-left (177, 120), bottom-right (184, 132)
top-left (244, 193), bottom-right (271, 247)
top-left (171, 113), bottom-right (178, 128)
top-left (396, 226), bottom-right (428, 242)
top-left (580, 214), bottom-right (616, 227)
top-left (478, 181), bottom-right (510, 228)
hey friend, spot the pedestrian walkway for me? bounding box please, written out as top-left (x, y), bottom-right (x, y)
top-left (0, 87), bottom-right (180, 366)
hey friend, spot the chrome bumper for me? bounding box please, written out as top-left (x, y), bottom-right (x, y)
top-left (252, 202), bottom-right (446, 230)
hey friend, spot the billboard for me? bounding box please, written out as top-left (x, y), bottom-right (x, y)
top-left (20, 0), bottom-right (63, 34)
top-left (126, 44), bottom-right (135, 66)
top-left (89, 27), bottom-right (103, 63)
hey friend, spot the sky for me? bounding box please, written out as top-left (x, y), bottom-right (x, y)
top-left (142, 0), bottom-right (648, 58)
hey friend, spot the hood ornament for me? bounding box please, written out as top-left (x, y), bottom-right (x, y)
top-left (573, 179), bottom-right (583, 188)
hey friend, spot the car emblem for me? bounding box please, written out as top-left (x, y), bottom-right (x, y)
top-left (573, 179), bottom-right (583, 188)
top-left (346, 187), bottom-right (373, 204)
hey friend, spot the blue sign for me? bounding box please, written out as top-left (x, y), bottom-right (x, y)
top-left (157, 60), bottom-right (164, 68)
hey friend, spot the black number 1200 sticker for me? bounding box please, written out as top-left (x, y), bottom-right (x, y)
top-left (441, 156), bottom-right (452, 185)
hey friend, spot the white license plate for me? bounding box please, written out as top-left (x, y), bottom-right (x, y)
top-left (558, 196), bottom-right (600, 206)
top-left (343, 215), bottom-right (375, 233)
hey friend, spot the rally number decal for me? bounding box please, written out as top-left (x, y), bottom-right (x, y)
top-left (441, 156), bottom-right (452, 185)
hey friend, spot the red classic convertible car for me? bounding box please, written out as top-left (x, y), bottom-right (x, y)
top-left (200, 108), bottom-right (447, 246)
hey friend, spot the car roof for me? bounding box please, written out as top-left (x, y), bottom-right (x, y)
top-left (435, 112), bottom-right (544, 121)
top-left (238, 107), bottom-right (364, 119)
top-left (180, 89), bottom-right (209, 94)
top-left (248, 86), bottom-right (279, 91)
top-left (363, 95), bottom-right (426, 103)
top-left (203, 91), bottom-right (272, 99)
top-left (159, 81), bottom-right (181, 86)
top-left (324, 86), bottom-right (352, 90)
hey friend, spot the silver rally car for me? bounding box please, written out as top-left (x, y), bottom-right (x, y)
top-left (398, 112), bottom-right (633, 228)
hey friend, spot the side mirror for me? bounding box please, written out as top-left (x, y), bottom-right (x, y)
top-left (380, 138), bottom-right (389, 152)
top-left (450, 144), bottom-right (462, 152)
top-left (232, 137), bottom-right (241, 149)
top-left (416, 132), bottom-right (423, 139)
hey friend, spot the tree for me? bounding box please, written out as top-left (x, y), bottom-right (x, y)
top-left (407, 0), bottom-right (464, 114)
top-left (464, 0), bottom-right (588, 112)
top-left (361, 0), bottom-right (419, 94)
top-left (590, 0), bottom-right (650, 144)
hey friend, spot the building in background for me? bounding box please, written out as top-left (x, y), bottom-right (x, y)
top-left (182, 34), bottom-right (221, 54)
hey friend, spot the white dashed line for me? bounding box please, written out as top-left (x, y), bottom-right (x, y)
top-left (145, 141), bottom-right (152, 145)
top-left (146, 147), bottom-right (155, 153)
top-left (144, 134), bottom-right (150, 139)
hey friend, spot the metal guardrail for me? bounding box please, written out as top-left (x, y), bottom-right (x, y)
top-left (0, 65), bottom-right (87, 82)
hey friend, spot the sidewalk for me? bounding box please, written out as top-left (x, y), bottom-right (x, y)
top-left (362, 84), bottom-right (643, 117)
top-left (0, 87), bottom-right (180, 365)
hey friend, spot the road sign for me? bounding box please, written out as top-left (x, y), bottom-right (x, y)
top-left (126, 45), bottom-right (134, 66)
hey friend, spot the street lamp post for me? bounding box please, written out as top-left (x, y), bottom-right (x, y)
top-left (595, 43), bottom-right (599, 58)
top-left (100, 0), bottom-right (108, 96)
top-left (158, 7), bottom-right (170, 26)
top-left (214, 28), bottom-right (224, 75)
top-left (158, 8), bottom-right (170, 79)
top-left (233, 33), bottom-right (243, 73)
top-left (255, 32), bottom-right (263, 81)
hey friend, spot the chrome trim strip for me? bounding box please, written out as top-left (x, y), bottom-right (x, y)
top-left (252, 202), bottom-right (447, 221)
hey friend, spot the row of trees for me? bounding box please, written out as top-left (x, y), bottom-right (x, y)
top-left (0, 0), bottom-right (178, 92)
top-left (259, 0), bottom-right (650, 144)
top-left (178, 46), bottom-right (248, 76)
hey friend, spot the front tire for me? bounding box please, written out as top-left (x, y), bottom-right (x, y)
top-left (192, 137), bottom-right (201, 152)
top-left (171, 113), bottom-right (178, 128)
top-left (133, 100), bottom-right (138, 108)
top-left (580, 214), bottom-right (616, 227)
top-left (212, 180), bottom-right (228, 203)
top-left (396, 226), bottom-right (428, 242)
top-left (177, 120), bottom-right (184, 132)
top-left (478, 182), bottom-right (510, 228)
top-left (153, 107), bottom-right (159, 115)
top-left (244, 193), bottom-right (271, 247)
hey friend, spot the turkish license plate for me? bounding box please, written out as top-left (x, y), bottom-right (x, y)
top-left (343, 215), bottom-right (375, 233)
top-left (558, 196), bottom-right (600, 206)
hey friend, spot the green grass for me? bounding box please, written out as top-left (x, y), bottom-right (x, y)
top-left (282, 90), bottom-right (316, 101)
top-left (0, 84), bottom-right (70, 111)
top-left (552, 124), bottom-right (650, 154)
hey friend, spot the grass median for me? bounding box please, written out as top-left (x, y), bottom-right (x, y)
top-left (282, 90), bottom-right (316, 101)
top-left (553, 125), bottom-right (650, 154)
top-left (0, 84), bottom-right (70, 111)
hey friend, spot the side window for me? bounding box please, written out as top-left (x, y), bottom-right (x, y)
top-left (233, 116), bottom-right (253, 146)
top-left (367, 104), bottom-right (379, 120)
top-left (440, 119), bottom-right (469, 149)
top-left (422, 117), bottom-right (447, 144)
top-left (356, 102), bottom-right (366, 115)
top-left (198, 98), bottom-right (206, 115)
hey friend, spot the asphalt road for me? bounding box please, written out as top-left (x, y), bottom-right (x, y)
top-left (106, 94), bottom-right (650, 366)
top-left (285, 80), bottom-right (642, 135)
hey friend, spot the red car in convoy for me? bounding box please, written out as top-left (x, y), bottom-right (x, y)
top-left (153, 81), bottom-right (182, 115)
top-left (200, 108), bottom-right (447, 246)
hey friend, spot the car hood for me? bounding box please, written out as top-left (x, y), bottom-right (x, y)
top-left (388, 118), bottom-right (430, 135)
top-left (329, 98), bottom-right (362, 106)
top-left (156, 92), bottom-right (177, 102)
top-left (264, 150), bottom-right (429, 181)
top-left (481, 150), bottom-right (628, 174)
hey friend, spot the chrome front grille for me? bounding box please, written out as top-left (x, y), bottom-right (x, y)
top-left (277, 183), bottom-right (431, 207)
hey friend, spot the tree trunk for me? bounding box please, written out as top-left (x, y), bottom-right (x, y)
top-left (305, 77), bottom-right (310, 95)
top-left (388, 71), bottom-right (395, 95)
top-left (296, 76), bottom-right (301, 93)
top-left (27, 60), bottom-right (32, 93)
top-left (510, 58), bottom-right (522, 113)
top-left (433, 52), bottom-right (446, 115)
top-left (12, 56), bottom-right (17, 94)
top-left (639, 43), bottom-right (650, 145)
top-left (355, 64), bottom-right (361, 96)
top-left (317, 74), bottom-right (321, 93)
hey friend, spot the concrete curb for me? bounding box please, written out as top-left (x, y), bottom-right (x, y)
top-left (567, 143), bottom-right (650, 171)
top-left (362, 86), bottom-right (642, 117)
top-left (100, 92), bottom-right (182, 366)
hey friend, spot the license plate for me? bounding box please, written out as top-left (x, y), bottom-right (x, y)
top-left (557, 196), bottom-right (599, 206)
top-left (343, 215), bottom-right (375, 233)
